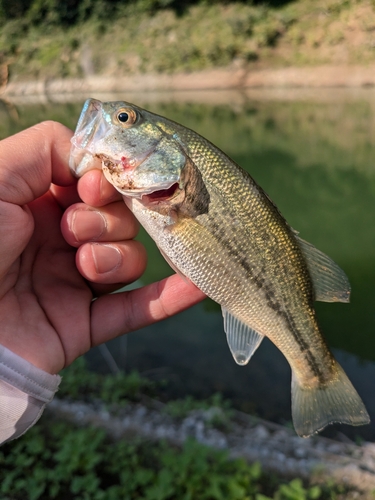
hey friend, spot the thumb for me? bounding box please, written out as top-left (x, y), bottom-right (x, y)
top-left (0, 121), bottom-right (74, 281)
top-left (0, 121), bottom-right (74, 206)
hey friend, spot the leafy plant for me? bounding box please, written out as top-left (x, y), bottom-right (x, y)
top-left (279, 479), bottom-right (321, 499)
top-left (0, 420), bottom-right (253, 499)
top-left (0, 358), bottom-right (354, 500)
top-left (164, 393), bottom-right (233, 431)
top-left (0, 418), bottom-right (335, 500)
top-left (58, 356), bottom-right (156, 405)
top-left (164, 392), bottom-right (231, 417)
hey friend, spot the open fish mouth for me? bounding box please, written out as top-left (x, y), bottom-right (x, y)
top-left (141, 182), bottom-right (180, 202)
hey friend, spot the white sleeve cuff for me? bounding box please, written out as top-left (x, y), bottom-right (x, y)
top-left (0, 344), bottom-right (61, 444)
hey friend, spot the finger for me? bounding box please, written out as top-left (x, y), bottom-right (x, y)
top-left (62, 201), bottom-right (139, 247)
top-left (0, 121), bottom-right (74, 205)
top-left (77, 169), bottom-right (121, 207)
top-left (90, 274), bottom-right (206, 346)
top-left (88, 282), bottom-right (130, 297)
top-left (76, 240), bottom-right (147, 285)
top-left (0, 201), bottom-right (33, 282)
top-left (50, 184), bottom-right (81, 210)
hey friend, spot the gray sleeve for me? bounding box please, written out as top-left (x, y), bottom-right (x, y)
top-left (0, 345), bottom-right (61, 445)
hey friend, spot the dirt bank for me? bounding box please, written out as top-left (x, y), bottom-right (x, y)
top-left (3, 65), bottom-right (375, 102)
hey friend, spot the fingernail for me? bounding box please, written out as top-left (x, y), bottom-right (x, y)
top-left (91, 244), bottom-right (122, 274)
top-left (71, 210), bottom-right (106, 242)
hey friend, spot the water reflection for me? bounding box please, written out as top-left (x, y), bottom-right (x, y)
top-left (91, 302), bottom-right (375, 441)
top-left (1, 89), bottom-right (374, 439)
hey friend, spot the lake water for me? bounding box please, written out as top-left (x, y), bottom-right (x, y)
top-left (2, 88), bottom-right (375, 441)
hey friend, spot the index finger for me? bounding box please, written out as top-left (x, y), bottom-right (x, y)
top-left (0, 121), bottom-right (74, 205)
top-left (77, 169), bottom-right (122, 208)
top-left (90, 274), bottom-right (207, 347)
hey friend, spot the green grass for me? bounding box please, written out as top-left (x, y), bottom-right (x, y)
top-left (0, 420), bottom-right (325, 500)
top-left (1, 0), bottom-right (375, 81)
top-left (0, 358), bottom-right (356, 499)
top-left (58, 357), bottom-right (156, 404)
top-left (0, 355), bottom-right (347, 500)
top-left (60, 358), bottom-right (233, 431)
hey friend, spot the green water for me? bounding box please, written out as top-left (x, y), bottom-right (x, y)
top-left (1, 90), bottom-right (375, 438)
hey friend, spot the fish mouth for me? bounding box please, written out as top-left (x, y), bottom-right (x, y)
top-left (141, 182), bottom-right (180, 203)
top-left (70, 98), bottom-right (162, 179)
top-left (70, 98), bottom-right (183, 198)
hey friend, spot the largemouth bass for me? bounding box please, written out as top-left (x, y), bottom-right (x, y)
top-left (70, 98), bottom-right (370, 437)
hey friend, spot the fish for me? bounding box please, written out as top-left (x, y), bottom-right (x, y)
top-left (69, 98), bottom-right (370, 437)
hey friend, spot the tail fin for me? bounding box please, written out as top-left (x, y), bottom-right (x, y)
top-left (291, 362), bottom-right (370, 438)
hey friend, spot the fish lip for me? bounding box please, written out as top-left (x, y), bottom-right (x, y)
top-left (70, 99), bottom-right (181, 196)
top-left (69, 98), bottom-right (158, 177)
top-left (71, 99), bottom-right (104, 151)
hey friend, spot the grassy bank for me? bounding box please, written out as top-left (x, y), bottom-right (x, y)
top-left (0, 359), bottom-right (353, 500)
top-left (0, 421), bottom-right (330, 500)
top-left (1, 0), bottom-right (375, 82)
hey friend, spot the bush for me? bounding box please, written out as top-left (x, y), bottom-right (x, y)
top-left (58, 357), bottom-right (156, 404)
top-left (0, 420), bottom-right (260, 500)
top-left (0, 419), bottom-right (327, 500)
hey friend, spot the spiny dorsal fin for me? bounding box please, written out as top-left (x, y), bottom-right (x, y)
top-left (222, 308), bottom-right (264, 366)
top-left (296, 236), bottom-right (351, 303)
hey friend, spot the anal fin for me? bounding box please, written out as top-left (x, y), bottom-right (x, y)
top-left (222, 308), bottom-right (264, 366)
top-left (296, 235), bottom-right (351, 303)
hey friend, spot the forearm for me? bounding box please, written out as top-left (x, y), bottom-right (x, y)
top-left (0, 345), bottom-right (61, 445)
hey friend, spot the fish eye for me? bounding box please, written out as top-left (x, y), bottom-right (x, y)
top-left (115, 108), bottom-right (137, 127)
top-left (118, 112), bottom-right (129, 123)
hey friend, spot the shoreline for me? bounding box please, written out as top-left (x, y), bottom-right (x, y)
top-left (49, 397), bottom-right (375, 496)
top-left (3, 65), bottom-right (375, 103)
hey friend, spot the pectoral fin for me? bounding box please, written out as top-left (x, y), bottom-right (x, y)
top-left (222, 308), bottom-right (264, 366)
top-left (296, 236), bottom-right (351, 303)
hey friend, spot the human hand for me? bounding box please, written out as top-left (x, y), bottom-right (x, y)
top-left (0, 121), bottom-right (205, 375)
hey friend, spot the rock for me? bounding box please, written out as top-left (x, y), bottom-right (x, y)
top-left (47, 397), bottom-right (375, 494)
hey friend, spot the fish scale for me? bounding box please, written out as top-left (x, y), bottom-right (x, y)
top-left (149, 182), bottom-right (329, 382)
top-left (70, 98), bottom-right (370, 437)
top-left (170, 130), bottom-right (326, 378)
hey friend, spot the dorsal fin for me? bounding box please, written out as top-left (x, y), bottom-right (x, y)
top-left (296, 236), bottom-right (350, 303)
top-left (222, 308), bottom-right (264, 366)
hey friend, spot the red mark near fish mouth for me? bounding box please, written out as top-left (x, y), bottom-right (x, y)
top-left (121, 156), bottom-right (132, 170)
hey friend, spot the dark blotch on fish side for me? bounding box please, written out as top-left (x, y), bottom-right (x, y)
top-left (178, 157), bottom-right (210, 218)
top-left (209, 214), bottom-right (328, 385)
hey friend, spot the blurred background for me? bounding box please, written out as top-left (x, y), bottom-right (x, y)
top-left (1, 0), bottom-right (375, 79)
top-left (1, 1), bottom-right (375, 497)
top-left (1, 0), bottom-right (375, 441)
